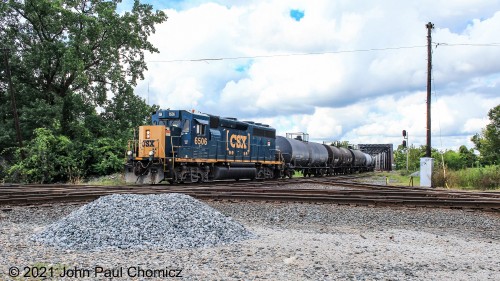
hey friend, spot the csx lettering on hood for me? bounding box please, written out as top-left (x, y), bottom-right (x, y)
top-left (230, 134), bottom-right (247, 149)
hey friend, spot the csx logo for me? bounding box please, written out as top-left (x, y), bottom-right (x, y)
top-left (230, 134), bottom-right (248, 149)
top-left (142, 140), bottom-right (155, 147)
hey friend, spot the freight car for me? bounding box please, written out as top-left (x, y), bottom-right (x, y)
top-left (125, 109), bottom-right (375, 184)
top-left (276, 133), bottom-right (375, 178)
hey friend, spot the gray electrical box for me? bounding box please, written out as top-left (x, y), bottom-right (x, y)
top-left (420, 157), bottom-right (434, 187)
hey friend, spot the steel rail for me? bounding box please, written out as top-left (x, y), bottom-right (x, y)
top-left (1, 175), bottom-right (499, 212)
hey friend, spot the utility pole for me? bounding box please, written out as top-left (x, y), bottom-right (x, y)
top-left (426, 22), bottom-right (434, 157)
top-left (420, 22), bottom-right (435, 188)
top-left (2, 48), bottom-right (24, 154)
top-left (402, 130), bottom-right (409, 172)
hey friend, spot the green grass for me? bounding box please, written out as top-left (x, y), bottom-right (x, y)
top-left (373, 167), bottom-right (499, 190)
top-left (83, 173), bottom-right (126, 186)
top-left (433, 165), bottom-right (499, 190)
top-left (370, 171), bottom-right (421, 187)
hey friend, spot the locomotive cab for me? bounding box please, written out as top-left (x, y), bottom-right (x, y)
top-left (125, 110), bottom-right (185, 184)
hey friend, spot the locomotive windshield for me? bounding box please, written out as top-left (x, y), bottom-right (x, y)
top-left (168, 120), bottom-right (181, 127)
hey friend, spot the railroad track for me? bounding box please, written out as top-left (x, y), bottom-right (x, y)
top-left (1, 176), bottom-right (500, 212)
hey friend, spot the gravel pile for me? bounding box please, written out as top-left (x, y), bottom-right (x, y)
top-left (32, 193), bottom-right (253, 250)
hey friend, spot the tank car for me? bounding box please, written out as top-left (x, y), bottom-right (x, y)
top-left (363, 153), bottom-right (376, 172)
top-left (336, 147), bottom-right (352, 173)
top-left (276, 133), bottom-right (329, 177)
top-left (322, 145), bottom-right (341, 175)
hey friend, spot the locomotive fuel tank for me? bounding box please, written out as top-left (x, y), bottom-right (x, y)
top-left (212, 166), bottom-right (257, 180)
top-left (276, 136), bottom-right (309, 167)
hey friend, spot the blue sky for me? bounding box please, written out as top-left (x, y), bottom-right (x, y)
top-left (122, 0), bottom-right (500, 151)
top-left (289, 9), bottom-right (304, 21)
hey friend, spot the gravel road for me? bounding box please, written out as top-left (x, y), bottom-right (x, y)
top-left (1, 198), bottom-right (499, 280)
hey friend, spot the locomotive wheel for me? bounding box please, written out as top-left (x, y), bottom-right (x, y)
top-left (167, 174), bottom-right (176, 184)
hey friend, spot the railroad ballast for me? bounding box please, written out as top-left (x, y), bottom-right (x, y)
top-left (125, 109), bottom-right (375, 184)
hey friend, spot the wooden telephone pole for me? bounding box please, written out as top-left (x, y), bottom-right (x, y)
top-left (426, 22), bottom-right (434, 158)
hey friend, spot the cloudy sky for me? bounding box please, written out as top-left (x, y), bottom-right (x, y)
top-left (121, 0), bottom-right (500, 151)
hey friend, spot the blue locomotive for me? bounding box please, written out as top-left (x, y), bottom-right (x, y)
top-left (125, 109), bottom-right (375, 184)
top-left (125, 109), bottom-right (281, 184)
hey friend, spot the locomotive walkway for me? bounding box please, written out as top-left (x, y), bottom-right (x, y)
top-left (1, 176), bottom-right (500, 212)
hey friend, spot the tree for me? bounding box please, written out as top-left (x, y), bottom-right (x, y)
top-left (394, 144), bottom-right (444, 172)
top-left (331, 141), bottom-right (350, 148)
top-left (0, 0), bottom-right (167, 182)
top-left (458, 145), bottom-right (477, 168)
top-left (0, 0), bottom-right (166, 142)
top-left (472, 104), bottom-right (500, 165)
top-left (394, 144), bottom-right (424, 172)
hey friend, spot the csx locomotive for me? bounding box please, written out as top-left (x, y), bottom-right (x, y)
top-left (125, 109), bottom-right (375, 184)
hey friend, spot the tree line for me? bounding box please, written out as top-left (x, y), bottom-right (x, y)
top-left (394, 104), bottom-right (499, 172)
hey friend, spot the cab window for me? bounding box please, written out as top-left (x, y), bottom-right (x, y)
top-left (182, 120), bottom-right (190, 133)
top-left (196, 124), bottom-right (206, 135)
top-left (169, 120), bottom-right (181, 127)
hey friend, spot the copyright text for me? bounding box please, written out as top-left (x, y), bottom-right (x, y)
top-left (8, 265), bottom-right (183, 279)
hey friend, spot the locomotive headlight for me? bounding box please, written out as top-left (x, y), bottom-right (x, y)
top-left (127, 150), bottom-right (133, 156)
top-left (149, 150), bottom-right (154, 156)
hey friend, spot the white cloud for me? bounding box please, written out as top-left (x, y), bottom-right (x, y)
top-left (131, 0), bottom-right (500, 151)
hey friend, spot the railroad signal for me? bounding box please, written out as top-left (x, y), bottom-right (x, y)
top-left (402, 129), bottom-right (409, 172)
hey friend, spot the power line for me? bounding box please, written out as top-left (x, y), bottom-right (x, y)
top-left (147, 42), bottom-right (500, 63)
top-left (148, 45), bottom-right (427, 63)
top-left (434, 42), bottom-right (500, 47)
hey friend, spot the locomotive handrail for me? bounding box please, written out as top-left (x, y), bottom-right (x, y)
top-left (126, 140), bottom-right (140, 158)
top-left (257, 143), bottom-right (260, 162)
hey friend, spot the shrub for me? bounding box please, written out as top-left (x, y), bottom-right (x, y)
top-left (6, 128), bottom-right (85, 183)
